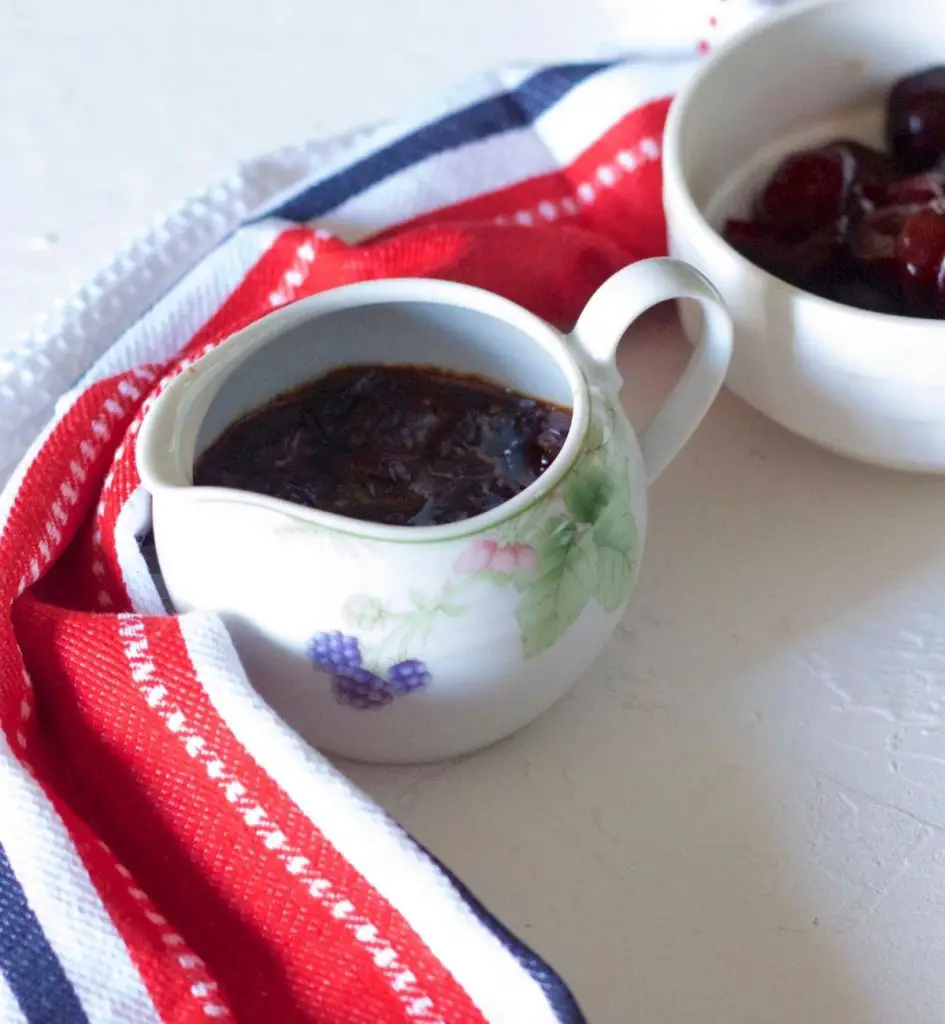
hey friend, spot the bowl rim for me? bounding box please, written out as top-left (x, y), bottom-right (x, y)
top-left (662, 0), bottom-right (945, 334)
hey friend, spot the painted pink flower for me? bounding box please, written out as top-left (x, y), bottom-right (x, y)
top-left (488, 546), bottom-right (520, 575)
top-left (511, 543), bottom-right (539, 574)
top-left (454, 538), bottom-right (498, 574)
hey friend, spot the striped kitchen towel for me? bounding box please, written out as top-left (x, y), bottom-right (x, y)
top-left (0, 5), bottom-right (782, 1023)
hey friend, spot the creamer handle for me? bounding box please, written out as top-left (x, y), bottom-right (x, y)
top-left (567, 257), bottom-right (733, 484)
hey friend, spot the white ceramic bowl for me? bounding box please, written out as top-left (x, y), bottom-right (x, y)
top-left (664, 0), bottom-right (945, 472)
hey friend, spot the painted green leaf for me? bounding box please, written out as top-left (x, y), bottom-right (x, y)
top-left (479, 567), bottom-right (537, 592)
top-left (517, 519), bottom-right (597, 659)
top-left (500, 495), bottom-right (553, 549)
top-left (585, 416), bottom-right (605, 454)
top-left (604, 440), bottom-right (631, 496)
top-left (563, 452), bottom-right (614, 525)
top-left (586, 395), bottom-right (618, 451)
top-left (439, 601), bottom-right (467, 617)
top-left (594, 503), bottom-right (639, 612)
top-left (479, 569), bottom-right (517, 588)
top-left (508, 567), bottom-right (538, 592)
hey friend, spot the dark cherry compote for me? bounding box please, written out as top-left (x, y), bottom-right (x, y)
top-left (193, 365), bottom-right (572, 528)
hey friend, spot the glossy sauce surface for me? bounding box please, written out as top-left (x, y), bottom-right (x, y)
top-left (194, 364), bottom-right (572, 527)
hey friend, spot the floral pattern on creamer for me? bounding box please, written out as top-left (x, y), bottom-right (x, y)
top-left (308, 631), bottom-right (431, 710)
top-left (335, 540), bottom-right (538, 675)
top-left (309, 391), bottom-right (640, 706)
top-left (506, 391), bottom-right (639, 658)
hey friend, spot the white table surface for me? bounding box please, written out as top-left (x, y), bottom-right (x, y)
top-left (5, 4), bottom-right (945, 1023)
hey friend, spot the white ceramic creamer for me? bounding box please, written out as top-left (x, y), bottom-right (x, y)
top-left (137, 261), bottom-right (732, 763)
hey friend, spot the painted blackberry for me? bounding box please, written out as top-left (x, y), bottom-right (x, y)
top-left (332, 668), bottom-right (395, 710)
top-left (387, 659), bottom-right (432, 694)
top-left (308, 631), bottom-right (362, 672)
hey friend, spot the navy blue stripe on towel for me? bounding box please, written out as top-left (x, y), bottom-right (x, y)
top-left (447, 866), bottom-right (587, 1023)
top-left (0, 844), bottom-right (89, 1024)
top-left (265, 63), bottom-right (613, 223)
top-left (414, 839), bottom-right (587, 1023)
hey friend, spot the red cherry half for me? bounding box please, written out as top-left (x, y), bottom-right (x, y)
top-left (887, 66), bottom-right (945, 174)
top-left (754, 140), bottom-right (892, 239)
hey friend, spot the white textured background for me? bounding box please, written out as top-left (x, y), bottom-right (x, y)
top-left (0, 0), bottom-right (622, 344)
top-left (4, 3), bottom-right (945, 1023)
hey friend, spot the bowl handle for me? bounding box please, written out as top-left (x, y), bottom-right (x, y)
top-left (568, 257), bottom-right (733, 484)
